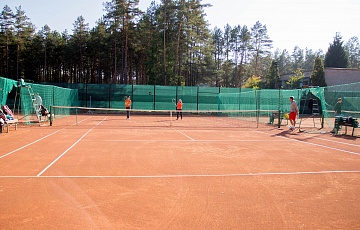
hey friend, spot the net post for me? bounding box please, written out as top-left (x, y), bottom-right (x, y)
top-left (49, 106), bottom-right (53, 126)
top-left (170, 111), bottom-right (172, 127)
top-left (76, 107), bottom-right (78, 125)
top-left (278, 110), bottom-right (281, 128)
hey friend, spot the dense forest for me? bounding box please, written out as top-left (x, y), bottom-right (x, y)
top-left (1, 0), bottom-right (359, 88)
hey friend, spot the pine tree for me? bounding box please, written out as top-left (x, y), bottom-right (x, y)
top-left (212, 27), bottom-right (223, 87)
top-left (345, 36), bottom-right (360, 68)
top-left (310, 56), bottom-right (326, 86)
top-left (72, 16), bottom-right (89, 83)
top-left (264, 60), bottom-right (279, 89)
top-left (324, 33), bottom-right (348, 68)
top-left (0, 5), bottom-right (15, 78)
top-left (250, 21), bottom-right (272, 76)
top-left (14, 6), bottom-right (35, 80)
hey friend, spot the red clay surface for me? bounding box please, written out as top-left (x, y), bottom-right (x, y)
top-left (1, 115), bottom-right (360, 229)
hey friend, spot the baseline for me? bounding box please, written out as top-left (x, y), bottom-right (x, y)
top-left (1, 170), bottom-right (360, 179)
top-left (97, 139), bottom-right (288, 142)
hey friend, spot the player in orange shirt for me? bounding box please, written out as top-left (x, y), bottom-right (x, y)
top-left (125, 96), bottom-right (132, 119)
top-left (176, 99), bottom-right (183, 120)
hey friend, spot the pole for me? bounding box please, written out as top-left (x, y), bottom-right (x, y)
top-left (76, 107), bottom-right (78, 125)
top-left (153, 85), bottom-right (156, 110)
top-left (170, 111), bottom-right (172, 127)
top-left (49, 106), bottom-right (53, 126)
top-left (278, 88), bottom-right (281, 128)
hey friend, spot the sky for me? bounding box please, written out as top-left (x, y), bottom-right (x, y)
top-left (4, 0), bottom-right (360, 52)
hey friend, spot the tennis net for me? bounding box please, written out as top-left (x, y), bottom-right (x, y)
top-left (49, 106), bottom-right (281, 129)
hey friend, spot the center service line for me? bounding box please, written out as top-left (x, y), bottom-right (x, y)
top-left (37, 117), bottom-right (107, 176)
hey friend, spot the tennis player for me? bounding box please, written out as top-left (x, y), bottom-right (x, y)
top-left (334, 98), bottom-right (342, 116)
top-left (331, 98), bottom-right (343, 133)
top-left (289, 96), bottom-right (299, 130)
top-left (125, 96), bottom-right (132, 119)
top-left (176, 99), bottom-right (183, 120)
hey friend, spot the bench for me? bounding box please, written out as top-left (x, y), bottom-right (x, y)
top-left (2, 119), bottom-right (18, 133)
top-left (333, 116), bottom-right (359, 136)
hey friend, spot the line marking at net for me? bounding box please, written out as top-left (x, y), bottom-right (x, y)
top-left (2, 170), bottom-right (360, 179)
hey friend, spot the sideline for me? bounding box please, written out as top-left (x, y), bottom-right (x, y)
top-left (0, 129), bottom-right (63, 159)
top-left (0, 117), bottom-right (93, 160)
top-left (37, 117), bottom-right (107, 176)
top-left (256, 130), bottom-right (360, 156)
top-left (312, 137), bottom-right (360, 148)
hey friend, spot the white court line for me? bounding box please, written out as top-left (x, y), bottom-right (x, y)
top-left (98, 140), bottom-right (287, 142)
top-left (312, 137), bottom-right (360, 148)
top-left (0, 117), bottom-right (93, 160)
top-left (1, 170), bottom-right (360, 179)
top-left (37, 117), bottom-right (108, 176)
top-left (174, 129), bottom-right (195, 141)
top-left (76, 116), bottom-right (93, 124)
top-left (256, 130), bottom-right (360, 156)
top-left (0, 129), bottom-right (63, 159)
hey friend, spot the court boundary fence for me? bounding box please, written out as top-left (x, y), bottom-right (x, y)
top-left (1, 76), bottom-right (359, 129)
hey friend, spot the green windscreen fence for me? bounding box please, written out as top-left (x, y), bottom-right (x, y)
top-left (0, 77), bottom-right (17, 105)
top-left (44, 82), bottom-right (360, 130)
top-left (322, 82), bottom-right (360, 128)
top-left (19, 83), bottom-right (79, 123)
top-left (0, 76), bottom-right (79, 123)
top-left (1, 76), bottom-right (360, 129)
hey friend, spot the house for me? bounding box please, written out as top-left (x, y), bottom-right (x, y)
top-left (279, 68), bottom-right (360, 88)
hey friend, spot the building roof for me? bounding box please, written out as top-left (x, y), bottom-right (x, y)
top-left (324, 68), bottom-right (360, 86)
top-left (280, 68), bottom-right (360, 87)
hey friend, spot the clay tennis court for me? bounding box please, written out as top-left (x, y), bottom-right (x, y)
top-left (1, 114), bottom-right (360, 229)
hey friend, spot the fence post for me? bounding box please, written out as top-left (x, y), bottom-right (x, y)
top-left (153, 85), bottom-right (156, 110)
top-left (49, 106), bottom-right (53, 126)
top-left (197, 86), bottom-right (199, 111)
top-left (108, 84), bottom-right (110, 108)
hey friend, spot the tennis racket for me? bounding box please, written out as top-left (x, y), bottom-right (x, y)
top-left (172, 98), bottom-right (176, 105)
